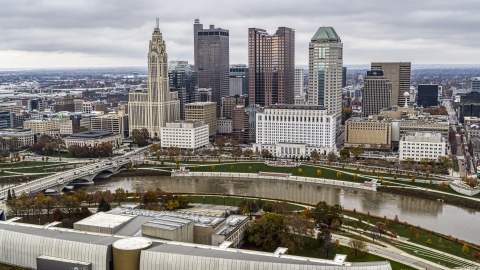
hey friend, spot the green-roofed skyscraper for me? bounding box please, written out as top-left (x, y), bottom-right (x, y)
top-left (308, 27), bottom-right (343, 125)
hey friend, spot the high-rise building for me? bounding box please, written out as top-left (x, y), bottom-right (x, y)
top-left (371, 62), bottom-right (411, 107)
top-left (128, 20), bottom-right (180, 139)
top-left (362, 70), bottom-right (392, 117)
top-left (472, 77), bottom-right (480, 92)
top-left (248, 27), bottom-right (295, 106)
top-left (294, 68), bottom-right (304, 99)
top-left (229, 64), bottom-right (249, 96)
top-left (184, 102), bottom-right (217, 136)
top-left (194, 19), bottom-right (229, 106)
top-left (307, 27), bottom-right (343, 123)
top-left (342, 67), bottom-right (347, 88)
top-left (417, 84), bottom-right (439, 108)
top-left (168, 60), bottom-right (197, 119)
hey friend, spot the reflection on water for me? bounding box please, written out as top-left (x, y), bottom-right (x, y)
top-left (6, 175), bottom-right (480, 244)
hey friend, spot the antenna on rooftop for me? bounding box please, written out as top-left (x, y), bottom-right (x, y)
top-left (156, 17), bottom-right (159, 28)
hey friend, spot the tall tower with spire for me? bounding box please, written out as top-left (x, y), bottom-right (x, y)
top-left (129, 20), bottom-right (180, 139)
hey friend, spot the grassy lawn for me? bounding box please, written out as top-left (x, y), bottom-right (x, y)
top-left (0, 262), bottom-right (26, 270)
top-left (342, 212), bottom-right (480, 263)
top-left (188, 194), bottom-right (307, 211)
top-left (187, 162), bottom-right (374, 183)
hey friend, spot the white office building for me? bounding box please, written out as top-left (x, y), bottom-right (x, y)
top-left (294, 68), bottom-right (304, 98)
top-left (160, 120), bottom-right (209, 150)
top-left (399, 132), bottom-right (446, 162)
top-left (253, 105), bottom-right (336, 157)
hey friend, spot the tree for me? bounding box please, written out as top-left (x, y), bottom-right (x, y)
top-left (139, 127), bottom-right (150, 139)
top-left (113, 188), bottom-right (127, 205)
top-left (411, 176), bottom-right (416, 183)
top-left (349, 146), bottom-right (364, 159)
top-left (339, 148), bottom-right (350, 159)
top-left (32, 194), bottom-right (47, 223)
top-left (437, 156), bottom-right (454, 171)
top-left (7, 189), bottom-right (12, 201)
top-left (74, 126), bottom-right (89, 133)
top-left (410, 226), bottom-right (415, 236)
top-left (298, 168), bottom-right (303, 175)
top-left (347, 237), bottom-right (368, 257)
top-left (317, 169), bottom-right (322, 177)
top-left (327, 152), bottom-right (337, 162)
top-left (149, 143), bottom-right (161, 155)
top-left (353, 174), bottom-right (358, 181)
top-left (60, 194), bottom-right (80, 218)
top-left (336, 172), bottom-right (342, 179)
top-left (97, 198), bottom-right (111, 212)
top-left (462, 243), bottom-right (470, 256)
top-left (311, 201), bottom-right (330, 224)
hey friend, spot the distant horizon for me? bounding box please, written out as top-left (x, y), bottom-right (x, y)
top-left (2, 63), bottom-right (480, 72)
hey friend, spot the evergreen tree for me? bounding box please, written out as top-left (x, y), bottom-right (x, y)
top-left (97, 198), bottom-right (111, 212)
top-left (7, 189), bottom-right (12, 201)
top-left (11, 189), bottom-right (16, 199)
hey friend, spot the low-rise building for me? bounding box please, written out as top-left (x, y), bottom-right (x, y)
top-left (0, 128), bottom-right (34, 150)
top-left (217, 118), bottom-right (233, 134)
top-left (90, 113), bottom-right (128, 138)
top-left (23, 119), bottom-right (60, 133)
top-left (64, 130), bottom-right (122, 149)
top-left (399, 132), bottom-right (446, 162)
top-left (344, 117), bottom-right (392, 148)
top-left (160, 120), bottom-right (209, 150)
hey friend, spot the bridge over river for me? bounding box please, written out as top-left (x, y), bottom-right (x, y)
top-left (0, 147), bottom-right (148, 201)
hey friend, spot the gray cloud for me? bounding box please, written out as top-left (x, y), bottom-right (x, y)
top-left (0, 0), bottom-right (479, 68)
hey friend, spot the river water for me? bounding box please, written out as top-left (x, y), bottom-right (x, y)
top-left (2, 175), bottom-right (478, 244)
top-left (75, 175), bottom-right (480, 245)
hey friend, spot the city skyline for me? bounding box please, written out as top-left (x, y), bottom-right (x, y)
top-left (1, 0), bottom-right (480, 68)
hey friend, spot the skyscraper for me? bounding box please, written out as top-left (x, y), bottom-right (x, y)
top-left (472, 77), bottom-right (480, 92)
top-left (194, 19), bottom-right (229, 106)
top-left (307, 27), bottom-right (343, 122)
top-left (371, 62), bottom-right (411, 107)
top-left (342, 67), bottom-right (347, 88)
top-left (248, 27), bottom-right (295, 106)
top-left (128, 19), bottom-right (180, 139)
top-left (168, 60), bottom-right (197, 119)
top-left (362, 70), bottom-right (392, 117)
top-left (294, 68), bottom-right (304, 98)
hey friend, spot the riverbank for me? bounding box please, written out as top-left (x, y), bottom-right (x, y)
top-left (378, 186), bottom-right (480, 211)
top-left (110, 169), bottom-right (170, 178)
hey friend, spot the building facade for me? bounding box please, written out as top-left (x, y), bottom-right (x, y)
top-left (362, 71), bottom-right (392, 117)
top-left (345, 117), bottom-right (392, 148)
top-left (91, 113), bottom-right (128, 138)
top-left (294, 68), bottom-right (304, 99)
top-left (248, 27), bottom-right (295, 106)
top-left (194, 19), bottom-right (229, 106)
top-left (371, 62), bottom-right (411, 107)
top-left (160, 121), bottom-right (209, 149)
top-left (472, 77), bottom-right (480, 92)
top-left (254, 105), bottom-right (336, 157)
top-left (168, 60), bottom-right (197, 119)
top-left (307, 27), bottom-right (343, 123)
top-left (221, 96), bottom-right (247, 118)
top-left (217, 118), bottom-right (233, 134)
top-left (184, 102), bottom-right (217, 136)
top-left (0, 128), bottom-right (34, 150)
top-left (64, 130), bottom-right (122, 149)
top-left (128, 21), bottom-right (180, 139)
top-left (399, 132), bottom-right (446, 162)
top-left (229, 64), bottom-right (248, 96)
top-left (417, 84), bottom-right (439, 107)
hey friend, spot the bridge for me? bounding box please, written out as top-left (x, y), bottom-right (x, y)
top-left (0, 147), bottom-right (148, 201)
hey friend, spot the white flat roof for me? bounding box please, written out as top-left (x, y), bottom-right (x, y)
top-left (74, 212), bottom-right (134, 228)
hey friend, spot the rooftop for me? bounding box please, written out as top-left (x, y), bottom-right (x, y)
top-left (311, 27), bottom-right (339, 40)
top-left (66, 130), bottom-right (116, 139)
top-left (74, 212), bottom-right (134, 229)
top-left (0, 222), bottom-right (119, 246)
top-left (266, 104), bottom-right (326, 110)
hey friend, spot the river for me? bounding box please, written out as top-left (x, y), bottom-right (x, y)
top-left (75, 175), bottom-right (480, 245)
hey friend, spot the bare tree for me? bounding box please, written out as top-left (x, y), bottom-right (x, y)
top-left (347, 237), bottom-right (369, 257)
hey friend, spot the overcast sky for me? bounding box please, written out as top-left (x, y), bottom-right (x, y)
top-left (1, 0), bottom-right (479, 69)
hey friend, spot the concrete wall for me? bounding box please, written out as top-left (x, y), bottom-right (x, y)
top-left (142, 223), bottom-right (194, 243)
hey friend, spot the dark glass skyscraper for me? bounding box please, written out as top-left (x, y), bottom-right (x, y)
top-left (417, 84), bottom-right (439, 107)
top-left (248, 27), bottom-right (295, 106)
top-left (194, 19), bottom-right (229, 106)
top-left (168, 60), bottom-right (197, 119)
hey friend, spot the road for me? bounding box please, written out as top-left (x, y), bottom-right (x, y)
top-left (332, 233), bottom-right (446, 270)
top-left (0, 147), bottom-right (148, 201)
